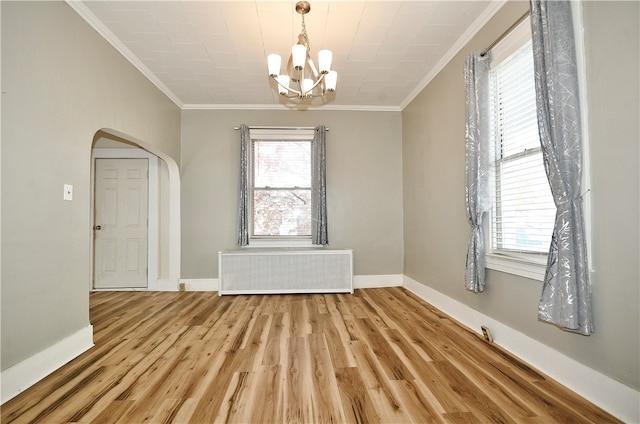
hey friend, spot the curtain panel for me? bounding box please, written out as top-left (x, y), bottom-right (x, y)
top-left (237, 124), bottom-right (250, 246)
top-left (312, 125), bottom-right (329, 246)
top-left (530, 0), bottom-right (593, 335)
top-left (464, 51), bottom-right (492, 293)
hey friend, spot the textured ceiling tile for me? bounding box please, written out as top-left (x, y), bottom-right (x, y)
top-left (209, 52), bottom-right (239, 69)
top-left (107, 2), bottom-right (148, 13)
top-left (185, 60), bottom-right (217, 75)
top-left (327, 2), bottom-right (366, 15)
top-left (360, 2), bottom-right (401, 25)
top-left (431, 1), bottom-right (476, 25)
top-left (353, 23), bottom-right (392, 47)
top-left (387, 13), bottom-right (423, 38)
top-left (135, 32), bottom-right (174, 52)
top-left (377, 34), bottom-right (412, 56)
top-left (145, 2), bottom-right (190, 24)
top-left (163, 66), bottom-right (196, 81)
top-left (221, 2), bottom-right (261, 37)
top-left (186, 11), bottom-right (228, 35)
top-left (159, 22), bottom-right (201, 44)
top-left (413, 24), bottom-right (452, 45)
top-left (174, 44), bottom-right (210, 61)
top-left (202, 37), bottom-right (236, 55)
top-left (347, 45), bottom-right (379, 62)
top-left (153, 50), bottom-right (184, 66)
top-left (115, 10), bottom-right (163, 33)
top-left (405, 43), bottom-right (439, 59)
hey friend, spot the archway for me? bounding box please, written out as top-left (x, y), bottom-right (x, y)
top-left (90, 129), bottom-right (181, 289)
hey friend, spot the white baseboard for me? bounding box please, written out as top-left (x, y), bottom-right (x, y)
top-left (148, 278), bottom-right (180, 291)
top-left (1, 325), bottom-right (94, 404)
top-left (403, 275), bottom-right (639, 424)
top-left (179, 278), bottom-right (219, 291)
top-left (177, 275), bottom-right (403, 292)
top-left (353, 274), bottom-right (403, 289)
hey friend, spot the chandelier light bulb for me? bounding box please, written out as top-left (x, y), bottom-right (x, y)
top-left (325, 71), bottom-right (337, 91)
top-left (303, 78), bottom-right (314, 95)
top-left (267, 54), bottom-right (282, 77)
top-left (318, 50), bottom-right (332, 74)
top-left (292, 45), bottom-right (307, 70)
top-left (277, 75), bottom-right (290, 95)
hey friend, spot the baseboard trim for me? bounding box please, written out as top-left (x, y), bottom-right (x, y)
top-left (403, 275), bottom-right (639, 423)
top-left (179, 278), bottom-right (219, 291)
top-left (353, 274), bottom-right (403, 289)
top-left (177, 275), bottom-right (402, 292)
top-left (148, 278), bottom-right (180, 291)
top-left (1, 325), bottom-right (94, 405)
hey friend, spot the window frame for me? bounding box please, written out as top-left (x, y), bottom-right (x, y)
top-left (247, 128), bottom-right (316, 248)
top-left (484, 16), bottom-right (554, 281)
top-left (483, 11), bottom-right (592, 281)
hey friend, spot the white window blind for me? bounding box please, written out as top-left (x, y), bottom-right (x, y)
top-left (489, 37), bottom-right (556, 254)
top-left (250, 130), bottom-right (313, 238)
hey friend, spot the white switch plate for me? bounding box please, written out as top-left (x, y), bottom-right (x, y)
top-left (63, 184), bottom-right (73, 201)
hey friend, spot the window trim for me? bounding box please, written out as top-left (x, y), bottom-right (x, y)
top-left (246, 128), bottom-right (315, 247)
top-left (484, 16), bottom-right (550, 282)
top-left (483, 7), bottom-right (592, 281)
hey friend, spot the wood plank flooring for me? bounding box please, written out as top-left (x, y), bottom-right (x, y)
top-left (1, 288), bottom-right (621, 423)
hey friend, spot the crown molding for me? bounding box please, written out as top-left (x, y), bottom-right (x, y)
top-left (399, 0), bottom-right (508, 110)
top-left (65, 0), bottom-right (184, 109)
top-left (181, 103), bottom-right (402, 112)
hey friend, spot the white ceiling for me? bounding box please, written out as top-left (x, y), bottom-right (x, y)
top-left (70, 1), bottom-right (504, 111)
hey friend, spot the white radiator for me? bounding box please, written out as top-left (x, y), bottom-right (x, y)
top-left (218, 249), bottom-right (353, 295)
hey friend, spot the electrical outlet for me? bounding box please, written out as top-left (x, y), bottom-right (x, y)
top-left (63, 184), bottom-right (73, 201)
top-left (481, 325), bottom-right (493, 343)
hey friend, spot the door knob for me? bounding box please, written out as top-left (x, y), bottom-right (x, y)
top-left (94, 225), bottom-right (102, 230)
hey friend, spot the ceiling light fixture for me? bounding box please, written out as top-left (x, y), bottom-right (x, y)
top-left (267, 1), bottom-right (337, 100)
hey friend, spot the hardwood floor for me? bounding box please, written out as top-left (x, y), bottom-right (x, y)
top-left (2, 288), bottom-right (620, 423)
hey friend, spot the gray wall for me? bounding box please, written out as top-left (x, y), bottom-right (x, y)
top-left (1, 2), bottom-right (181, 370)
top-left (402, 1), bottom-right (639, 390)
top-left (180, 109), bottom-right (404, 278)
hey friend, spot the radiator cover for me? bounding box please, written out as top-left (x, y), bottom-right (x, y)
top-left (218, 249), bottom-right (353, 295)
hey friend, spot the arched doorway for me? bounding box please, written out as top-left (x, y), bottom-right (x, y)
top-left (90, 129), bottom-right (181, 290)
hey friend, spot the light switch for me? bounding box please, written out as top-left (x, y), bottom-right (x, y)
top-left (64, 184), bottom-right (73, 201)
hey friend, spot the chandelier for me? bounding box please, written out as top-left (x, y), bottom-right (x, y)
top-left (267, 1), bottom-right (337, 100)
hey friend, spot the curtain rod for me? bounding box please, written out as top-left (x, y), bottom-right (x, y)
top-left (480, 10), bottom-right (530, 57)
top-left (234, 126), bottom-right (329, 131)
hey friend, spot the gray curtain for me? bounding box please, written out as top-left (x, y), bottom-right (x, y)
top-left (530, 0), bottom-right (593, 335)
top-left (237, 124), bottom-right (250, 246)
top-left (312, 125), bottom-right (329, 245)
top-left (464, 51), bottom-right (492, 293)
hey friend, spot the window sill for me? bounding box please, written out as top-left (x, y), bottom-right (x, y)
top-left (245, 238), bottom-right (318, 249)
top-left (485, 252), bottom-right (547, 282)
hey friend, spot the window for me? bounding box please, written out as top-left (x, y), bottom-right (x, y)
top-left (249, 129), bottom-right (315, 243)
top-left (486, 18), bottom-right (556, 278)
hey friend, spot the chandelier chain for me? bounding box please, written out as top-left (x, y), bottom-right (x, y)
top-left (300, 14), bottom-right (310, 50)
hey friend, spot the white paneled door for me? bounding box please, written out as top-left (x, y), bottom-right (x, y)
top-left (94, 158), bottom-right (149, 289)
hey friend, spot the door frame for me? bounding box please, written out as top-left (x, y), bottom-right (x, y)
top-left (91, 149), bottom-right (159, 289)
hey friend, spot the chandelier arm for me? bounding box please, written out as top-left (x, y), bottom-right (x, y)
top-left (270, 75), bottom-right (302, 97)
top-left (297, 65), bottom-right (308, 97)
top-left (306, 73), bottom-right (326, 94)
top-left (306, 51), bottom-right (320, 78)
